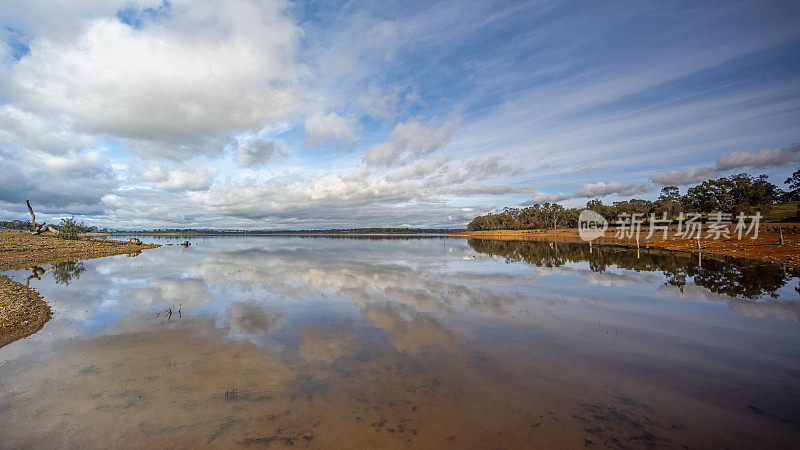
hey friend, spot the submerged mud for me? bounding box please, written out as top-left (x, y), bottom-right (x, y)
top-left (1, 236), bottom-right (798, 448)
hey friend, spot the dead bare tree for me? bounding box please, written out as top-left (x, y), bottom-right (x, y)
top-left (26, 200), bottom-right (57, 235)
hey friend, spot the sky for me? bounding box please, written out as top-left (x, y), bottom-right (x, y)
top-left (0, 0), bottom-right (798, 230)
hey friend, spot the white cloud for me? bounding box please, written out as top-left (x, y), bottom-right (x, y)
top-left (138, 161), bottom-right (217, 191)
top-left (364, 116), bottom-right (459, 165)
top-left (304, 112), bottom-right (357, 147)
top-left (156, 168), bottom-right (217, 192)
top-left (0, 104), bottom-right (92, 155)
top-left (5, 0), bottom-right (301, 160)
top-left (188, 152), bottom-right (525, 225)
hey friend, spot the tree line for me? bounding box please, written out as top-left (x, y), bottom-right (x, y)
top-left (468, 170), bottom-right (800, 231)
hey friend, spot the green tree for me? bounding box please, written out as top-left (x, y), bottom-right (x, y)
top-left (654, 186), bottom-right (682, 218)
top-left (57, 217), bottom-right (82, 240)
top-left (785, 168), bottom-right (800, 200)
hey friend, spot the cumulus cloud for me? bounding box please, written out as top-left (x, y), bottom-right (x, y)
top-left (4, 0), bottom-right (301, 160)
top-left (191, 153), bottom-right (523, 222)
top-left (304, 112), bottom-right (357, 147)
top-left (235, 138), bottom-right (286, 167)
top-left (651, 145), bottom-right (800, 185)
top-left (364, 116), bottom-right (459, 165)
top-left (193, 172), bottom-right (422, 218)
top-left (139, 161), bottom-right (217, 191)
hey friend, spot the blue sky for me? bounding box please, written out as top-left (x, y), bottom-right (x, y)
top-left (0, 0), bottom-right (798, 229)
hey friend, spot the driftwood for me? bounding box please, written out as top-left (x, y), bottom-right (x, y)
top-left (26, 200), bottom-right (56, 235)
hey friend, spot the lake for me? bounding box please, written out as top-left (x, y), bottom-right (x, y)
top-left (1, 236), bottom-right (799, 448)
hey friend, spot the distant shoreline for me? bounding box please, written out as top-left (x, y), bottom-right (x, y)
top-left (458, 223), bottom-right (800, 269)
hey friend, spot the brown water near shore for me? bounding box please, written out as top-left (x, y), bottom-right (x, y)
top-left (1, 236), bottom-right (798, 448)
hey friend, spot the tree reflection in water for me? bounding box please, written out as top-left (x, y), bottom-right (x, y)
top-left (52, 261), bottom-right (86, 286)
top-left (26, 261), bottom-right (87, 287)
top-left (468, 239), bottom-right (795, 299)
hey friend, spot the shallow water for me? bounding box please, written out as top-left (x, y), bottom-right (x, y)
top-left (1, 236), bottom-right (799, 448)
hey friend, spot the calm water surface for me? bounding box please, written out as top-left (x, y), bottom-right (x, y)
top-left (1, 236), bottom-right (799, 448)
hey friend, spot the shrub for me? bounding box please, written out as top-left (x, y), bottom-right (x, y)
top-left (57, 217), bottom-right (82, 240)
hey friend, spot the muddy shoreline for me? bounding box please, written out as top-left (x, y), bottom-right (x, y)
top-left (0, 275), bottom-right (52, 348)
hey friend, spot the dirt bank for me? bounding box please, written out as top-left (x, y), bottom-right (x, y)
top-left (0, 230), bottom-right (160, 271)
top-left (459, 222), bottom-right (800, 269)
top-left (0, 275), bottom-right (52, 349)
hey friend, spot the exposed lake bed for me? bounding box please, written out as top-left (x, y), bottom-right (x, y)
top-left (1, 236), bottom-right (799, 448)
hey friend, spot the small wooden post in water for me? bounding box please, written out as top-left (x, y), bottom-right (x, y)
top-left (637, 234), bottom-right (641, 258)
top-left (779, 227), bottom-right (784, 245)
